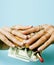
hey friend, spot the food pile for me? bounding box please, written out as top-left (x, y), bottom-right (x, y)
top-left (0, 24), bottom-right (54, 62)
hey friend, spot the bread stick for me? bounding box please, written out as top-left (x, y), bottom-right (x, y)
top-left (0, 28), bottom-right (23, 46)
top-left (21, 26), bottom-right (43, 34)
top-left (25, 30), bottom-right (45, 47)
top-left (11, 25), bottom-right (33, 30)
top-left (11, 30), bottom-right (28, 39)
top-left (0, 33), bottom-right (15, 47)
top-left (38, 33), bottom-right (54, 51)
top-left (29, 33), bottom-right (51, 50)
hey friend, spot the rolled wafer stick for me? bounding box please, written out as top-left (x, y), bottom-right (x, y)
top-left (11, 25), bottom-right (33, 30)
top-left (0, 32), bottom-right (15, 47)
top-left (29, 32), bottom-right (51, 50)
top-left (0, 28), bottom-right (23, 46)
top-left (21, 26), bottom-right (43, 34)
top-left (11, 30), bottom-right (28, 40)
top-left (25, 30), bottom-right (45, 48)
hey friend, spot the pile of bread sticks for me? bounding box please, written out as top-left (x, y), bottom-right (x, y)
top-left (0, 24), bottom-right (54, 62)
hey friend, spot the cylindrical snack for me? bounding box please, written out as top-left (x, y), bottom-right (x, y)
top-left (29, 32), bottom-right (51, 50)
top-left (0, 32), bottom-right (15, 47)
top-left (21, 26), bottom-right (43, 34)
top-left (0, 28), bottom-right (23, 46)
top-left (11, 30), bottom-right (28, 39)
top-left (25, 30), bottom-right (45, 47)
top-left (11, 25), bottom-right (33, 30)
top-left (38, 34), bottom-right (54, 51)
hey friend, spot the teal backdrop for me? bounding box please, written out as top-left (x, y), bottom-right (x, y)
top-left (0, 0), bottom-right (54, 65)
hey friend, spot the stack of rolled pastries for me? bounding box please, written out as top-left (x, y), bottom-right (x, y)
top-left (0, 24), bottom-right (54, 62)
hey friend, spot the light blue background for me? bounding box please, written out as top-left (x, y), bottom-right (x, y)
top-left (0, 0), bottom-right (54, 65)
